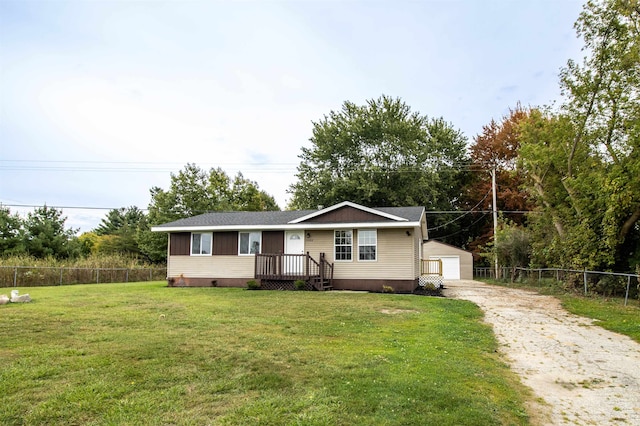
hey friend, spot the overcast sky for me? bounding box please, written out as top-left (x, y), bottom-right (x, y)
top-left (1, 0), bottom-right (584, 232)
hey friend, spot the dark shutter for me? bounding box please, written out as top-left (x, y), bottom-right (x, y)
top-left (169, 233), bottom-right (191, 255)
top-left (213, 231), bottom-right (238, 255)
top-left (262, 231), bottom-right (284, 254)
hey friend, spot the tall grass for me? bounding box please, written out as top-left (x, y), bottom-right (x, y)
top-left (0, 253), bottom-right (157, 269)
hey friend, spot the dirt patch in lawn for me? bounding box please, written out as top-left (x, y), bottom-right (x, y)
top-left (444, 280), bottom-right (640, 425)
top-left (379, 308), bottom-right (419, 315)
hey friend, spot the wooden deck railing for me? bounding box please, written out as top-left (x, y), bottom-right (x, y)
top-left (319, 252), bottom-right (334, 285)
top-left (255, 253), bottom-right (317, 280)
top-left (421, 259), bottom-right (443, 276)
top-left (255, 252), bottom-right (334, 290)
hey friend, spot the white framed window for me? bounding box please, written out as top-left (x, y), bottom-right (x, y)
top-left (358, 229), bottom-right (377, 261)
top-left (334, 230), bottom-right (352, 261)
top-left (239, 231), bottom-right (261, 255)
top-left (191, 232), bottom-right (212, 255)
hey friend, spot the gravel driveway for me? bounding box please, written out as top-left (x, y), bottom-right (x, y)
top-left (443, 280), bottom-right (640, 425)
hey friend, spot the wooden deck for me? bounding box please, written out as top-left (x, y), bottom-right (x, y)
top-left (420, 259), bottom-right (443, 288)
top-left (255, 252), bottom-right (334, 291)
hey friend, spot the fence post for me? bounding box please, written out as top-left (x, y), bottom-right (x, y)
top-left (13, 267), bottom-right (17, 287)
top-left (60, 268), bottom-right (63, 286)
top-left (149, 269), bottom-right (152, 281)
top-left (538, 269), bottom-right (541, 283)
top-left (583, 269), bottom-right (588, 296)
top-left (126, 269), bottom-right (129, 283)
top-left (625, 276), bottom-right (631, 306)
top-left (97, 269), bottom-right (100, 284)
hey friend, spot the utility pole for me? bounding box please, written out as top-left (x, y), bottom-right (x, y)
top-left (491, 168), bottom-right (499, 279)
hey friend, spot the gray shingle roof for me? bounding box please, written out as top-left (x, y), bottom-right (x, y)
top-left (154, 205), bottom-right (424, 229)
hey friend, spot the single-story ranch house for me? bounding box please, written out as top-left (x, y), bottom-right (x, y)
top-left (152, 201), bottom-right (462, 293)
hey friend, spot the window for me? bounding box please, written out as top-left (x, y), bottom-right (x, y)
top-left (358, 229), bottom-right (377, 261)
top-left (334, 230), bottom-right (352, 261)
top-left (191, 232), bottom-right (212, 255)
top-left (239, 231), bottom-right (261, 255)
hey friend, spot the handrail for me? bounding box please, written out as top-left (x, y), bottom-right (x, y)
top-left (421, 259), bottom-right (442, 276)
top-left (255, 253), bottom-right (313, 280)
top-left (319, 252), bottom-right (334, 287)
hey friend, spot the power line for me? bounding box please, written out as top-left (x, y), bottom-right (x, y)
top-left (427, 189), bottom-right (491, 231)
top-left (0, 159), bottom-right (490, 174)
top-left (429, 214), bottom-right (491, 239)
top-left (1, 203), bottom-right (148, 211)
top-left (1, 202), bottom-right (537, 215)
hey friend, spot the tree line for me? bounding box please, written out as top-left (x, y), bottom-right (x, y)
top-left (1, 0), bottom-right (637, 274)
top-left (0, 168), bottom-right (279, 264)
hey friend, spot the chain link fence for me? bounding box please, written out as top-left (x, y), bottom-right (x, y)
top-left (475, 267), bottom-right (639, 306)
top-left (0, 266), bottom-right (167, 288)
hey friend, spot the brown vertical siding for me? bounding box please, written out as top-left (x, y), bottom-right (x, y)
top-left (262, 231), bottom-right (284, 254)
top-left (213, 231), bottom-right (238, 255)
top-left (170, 232), bottom-right (191, 255)
top-left (303, 206), bottom-right (393, 223)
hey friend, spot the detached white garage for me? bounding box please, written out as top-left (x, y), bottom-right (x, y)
top-left (422, 240), bottom-right (473, 280)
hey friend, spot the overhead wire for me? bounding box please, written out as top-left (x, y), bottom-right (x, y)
top-left (429, 213), bottom-right (492, 239)
top-left (426, 189), bottom-right (491, 231)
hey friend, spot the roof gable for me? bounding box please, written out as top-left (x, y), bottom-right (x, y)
top-left (289, 201), bottom-right (407, 224)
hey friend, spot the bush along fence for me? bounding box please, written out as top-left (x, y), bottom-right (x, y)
top-left (474, 267), bottom-right (639, 306)
top-left (0, 266), bottom-right (167, 288)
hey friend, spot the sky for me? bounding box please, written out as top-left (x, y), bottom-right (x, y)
top-left (0, 0), bottom-right (585, 233)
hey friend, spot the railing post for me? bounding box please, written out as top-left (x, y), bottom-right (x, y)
top-left (306, 252), bottom-right (310, 280)
top-left (254, 254), bottom-right (259, 278)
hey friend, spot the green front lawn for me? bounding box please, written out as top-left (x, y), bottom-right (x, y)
top-left (558, 295), bottom-right (640, 343)
top-left (1, 282), bottom-right (530, 425)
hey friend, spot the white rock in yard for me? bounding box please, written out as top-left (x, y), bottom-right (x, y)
top-left (10, 290), bottom-right (31, 303)
top-left (0, 295), bottom-right (9, 305)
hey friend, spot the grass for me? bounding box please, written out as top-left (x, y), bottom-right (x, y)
top-left (480, 279), bottom-right (640, 344)
top-left (1, 282), bottom-right (530, 425)
top-left (558, 296), bottom-right (640, 343)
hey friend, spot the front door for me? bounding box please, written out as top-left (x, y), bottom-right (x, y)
top-left (285, 231), bottom-right (305, 274)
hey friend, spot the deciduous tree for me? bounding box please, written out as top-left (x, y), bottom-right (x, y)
top-left (461, 105), bottom-right (533, 259)
top-left (0, 206), bottom-right (25, 256)
top-left (138, 164), bottom-right (279, 263)
top-left (519, 0), bottom-right (640, 270)
top-left (288, 95), bottom-right (469, 240)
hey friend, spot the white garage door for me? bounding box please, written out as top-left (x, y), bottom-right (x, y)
top-left (429, 256), bottom-right (460, 280)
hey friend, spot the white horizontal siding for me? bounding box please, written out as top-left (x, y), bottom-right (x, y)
top-left (168, 255), bottom-right (254, 278)
top-left (305, 228), bottom-right (416, 280)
